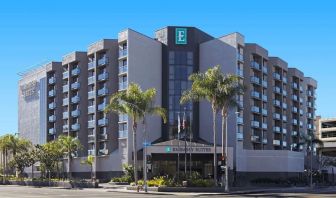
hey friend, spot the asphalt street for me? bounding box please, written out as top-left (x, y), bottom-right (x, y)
top-left (1, 185), bottom-right (336, 198)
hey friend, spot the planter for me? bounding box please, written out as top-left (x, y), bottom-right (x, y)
top-left (2, 180), bottom-right (99, 188)
top-left (109, 182), bottom-right (129, 185)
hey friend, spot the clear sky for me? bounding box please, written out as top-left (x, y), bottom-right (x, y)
top-left (0, 0), bottom-right (335, 136)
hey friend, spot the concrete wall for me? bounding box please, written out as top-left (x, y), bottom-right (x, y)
top-left (18, 66), bottom-right (47, 145)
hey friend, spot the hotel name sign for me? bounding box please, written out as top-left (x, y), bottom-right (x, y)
top-left (20, 80), bottom-right (39, 98)
top-left (165, 146), bottom-right (213, 154)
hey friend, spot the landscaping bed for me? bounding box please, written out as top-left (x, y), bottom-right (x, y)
top-left (0, 179), bottom-right (99, 188)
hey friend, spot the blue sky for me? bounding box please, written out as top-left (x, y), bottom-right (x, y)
top-left (0, 0), bottom-right (335, 136)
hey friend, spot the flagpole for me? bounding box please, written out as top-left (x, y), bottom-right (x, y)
top-left (177, 112), bottom-right (180, 181)
top-left (184, 109), bottom-right (187, 176)
top-left (189, 111), bottom-right (192, 178)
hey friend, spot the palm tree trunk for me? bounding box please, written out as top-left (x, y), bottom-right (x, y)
top-left (31, 163), bottom-right (34, 180)
top-left (68, 153), bottom-right (71, 180)
top-left (2, 150), bottom-right (5, 182)
top-left (212, 105), bottom-right (218, 186)
top-left (132, 119), bottom-right (138, 185)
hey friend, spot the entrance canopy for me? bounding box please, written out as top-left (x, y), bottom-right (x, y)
top-left (147, 139), bottom-right (222, 154)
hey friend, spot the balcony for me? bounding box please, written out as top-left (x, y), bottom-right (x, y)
top-left (251, 121), bottom-right (260, 128)
top-left (88, 61), bottom-right (96, 70)
top-left (308, 90), bottom-right (314, 97)
top-left (119, 114), bottom-right (128, 122)
top-left (251, 106), bottom-right (260, 114)
top-left (292, 82), bottom-right (298, 89)
top-left (71, 82), bottom-right (80, 90)
top-left (71, 109), bottom-right (80, 117)
top-left (119, 130), bottom-right (128, 138)
top-left (299, 109), bottom-right (303, 115)
top-left (282, 103), bottom-right (287, 109)
top-left (261, 109), bottom-right (267, 116)
top-left (237, 53), bottom-right (244, 62)
top-left (237, 133), bottom-right (243, 141)
top-left (308, 102), bottom-right (314, 108)
top-left (98, 103), bottom-right (107, 111)
top-left (262, 123), bottom-right (267, 129)
top-left (88, 106), bottom-right (95, 114)
top-left (236, 69), bottom-right (243, 77)
top-left (98, 72), bottom-right (109, 81)
top-left (63, 98), bottom-right (69, 106)
top-left (292, 119), bottom-right (298, 125)
top-left (273, 86), bottom-right (281, 94)
top-left (98, 149), bottom-right (108, 155)
top-left (283, 115), bottom-right (287, 122)
top-left (250, 61), bottom-right (261, 70)
top-left (273, 100), bottom-right (281, 107)
top-left (273, 72), bottom-right (281, 81)
top-left (292, 143), bottom-right (298, 148)
top-left (262, 80), bottom-right (267, 88)
top-left (292, 107), bottom-right (298, 113)
top-left (88, 120), bottom-right (95, 128)
top-left (292, 95), bottom-right (298, 101)
top-left (63, 85), bottom-right (69, 93)
top-left (237, 116), bottom-right (243, 125)
top-left (48, 128), bottom-right (56, 135)
top-left (308, 113), bottom-right (314, 119)
top-left (98, 57), bottom-right (108, 66)
top-left (262, 94), bottom-right (267, 101)
top-left (48, 77), bottom-right (56, 84)
top-left (71, 96), bottom-right (80, 104)
top-left (99, 133), bottom-right (108, 141)
top-left (299, 121), bottom-right (303, 127)
top-left (119, 49), bottom-right (127, 58)
top-left (251, 91), bottom-right (261, 99)
top-left (282, 128), bottom-right (287, 134)
top-left (119, 65), bottom-right (128, 75)
top-left (48, 90), bottom-right (56, 97)
top-left (299, 86), bottom-right (303, 92)
top-left (88, 135), bottom-right (95, 143)
top-left (88, 76), bottom-right (95, 85)
top-left (250, 76), bottom-right (260, 85)
top-left (62, 125), bottom-right (69, 132)
top-left (71, 123), bottom-right (80, 131)
top-left (263, 138), bottom-right (267, 144)
top-left (88, 90), bottom-right (95, 99)
top-left (63, 71), bottom-right (69, 79)
top-left (98, 87), bottom-right (108, 96)
top-left (251, 135), bottom-right (260, 142)
top-left (48, 102), bottom-right (56, 109)
top-left (262, 66), bottom-right (268, 74)
top-left (71, 68), bottom-right (80, 76)
top-left (273, 126), bottom-right (281, 133)
top-left (299, 97), bottom-right (303, 104)
top-left (63, 112), bottom-right (69, 119)
top-left (292, 131), bottom-right (298, 136)
top-left (119, 82), bottom-right (128, 91)
top-left (283, 77), bottom-right (287, 84)
top-left (98, 118), bottom-right (108, 126)
top-left (88, 149), bottom-right (95, 156)
top-left (282, 90), bottom-right (287, 96)
top-left (283, 141), bottom-right (287, 147)
top-left (48, 115), bottom-right (56, 122)
top-left (273, 140), bottom-right (281, 146)
top-left (273, 113), bottom-right (281, 120)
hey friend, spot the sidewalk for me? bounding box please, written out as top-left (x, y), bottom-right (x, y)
top-left (102, 184), bottom-right (331, 196)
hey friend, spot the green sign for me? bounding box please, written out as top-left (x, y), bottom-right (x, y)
top-left (165, 146), bottom-right (171, 153)
top-left (175, 28), bottom-right (187, 44)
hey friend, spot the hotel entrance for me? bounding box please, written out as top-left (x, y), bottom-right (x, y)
top-left (147, 139), bottom-right (224, 179)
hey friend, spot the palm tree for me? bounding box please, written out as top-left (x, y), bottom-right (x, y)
top-left (81, 155), bottom-right (94, 181)
top-left (216, 74), bottom-right (244, 191)
top-left (180, 65), bottom-right (224, 186)
top-left (0, 135), bottom-right (10, 182)
top-left (58, 135), bottom-right (82, 180)
top-left (299, 131), bottom-right (323, 187)
top-left (104, 83), bottom-right (166, 185)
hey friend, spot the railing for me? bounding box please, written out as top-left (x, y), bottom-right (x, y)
top-left (71, 68), bottom-right (80, 76)
top-left (88, 120), bottom-right (95, 128)
top-left (71, 123), bottom-right (80, 131)
top-left (273, 140), bottom-right (281, 146)
top-left (71, 96), bottom-right (80, 104)
top-left (119, 49), bottom-right (127, 58)
top-left (251, 121), bottom-right (260, 128)
top-left (88, 61), bottom-right (96, 70)
top-left (48, 90), bottom-right (56, 97)
top-left (63, 98), bottom-right (69, 106)
top-left (98, 118), bottom-right (108, 126)
top-left (71, 109), bottom-right (80, 117)
top-left (63, 85), bottom-right (69, 93)
top-left (98, 87), bottom-right (108, 96)
top-left (119, 65), bottom-right (128, 74)
top-left (119, 130), bottom-right (128, 138)
top-left (119, 82), bottom-right (128, 91)
top-left (88, 76), bottom-right (95, 85)
top-left (250, 61), bottom-right (261, 70)
top-left (48, 77), bottom-right (56, 84)
top-left (88, 90), bottom-right (95, 99)
top-left (88, 106), bottom-right (95, 114)
top-left (63, 71), bottom-right (69, 79)
top-left (71, 82), bottom-right (80, 90)
top-left (63, 112), bottom-right (69, 119)
top-left (48, 102), bottom-right (56, 109)
top-left (98, 103), bottom-right (107, 111)
top-left (98, 57), bottom-right (108, 66)
top-left (98, 72), bottom-right (109, 81)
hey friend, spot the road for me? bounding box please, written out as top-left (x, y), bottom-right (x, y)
top-left (1, 185), bottom-right (336, 197)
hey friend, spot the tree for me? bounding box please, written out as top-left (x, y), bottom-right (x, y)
top-left (8, 152), bottom-right (30, 178)
top-left (216, 74), bottom-right (244, 191)
top-left (180, 65), bottom-right (226, 186)
top-left (58, 135), bottom-right (82, 180)
top-left (81, 155), bottom-right (94, 181)
top-left (26, 146), bottom-right (39, 180)
top-left (104, 83), bottom-right (166, 185)
top-left (299, 131), bottom-right (323, 187)
top-left (0, 135), bottom-right (11, 181)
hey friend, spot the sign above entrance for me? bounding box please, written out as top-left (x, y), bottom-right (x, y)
top-left (165, 146), bottom-right (213, 154)
top-left (175, 28), bottom-right (187, 45)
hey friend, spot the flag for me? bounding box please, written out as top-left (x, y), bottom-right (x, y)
top-left (177, 112), bottom-right (181, 134)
